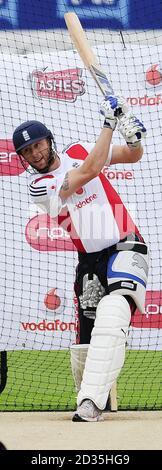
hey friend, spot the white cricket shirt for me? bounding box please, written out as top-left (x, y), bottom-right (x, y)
top-left (28, 141), bottom-right (139, 252)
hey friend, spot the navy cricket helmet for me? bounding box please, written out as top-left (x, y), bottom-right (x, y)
top-left (13, 120), bottom-right (54, 154)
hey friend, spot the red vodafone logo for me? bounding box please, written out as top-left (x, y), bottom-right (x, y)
top-left (75, 187), bottom-right (84, 195)
top-left (131, 291), bottom-right (162, 328)
top-left (44, 288), bottom-right (61, 310)
top-left (0, 140), bottom-right (29, 176)
top-left (146, 64), bottom-right (162, 86)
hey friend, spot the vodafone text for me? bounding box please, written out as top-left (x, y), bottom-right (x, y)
top-left (103, 168), bottom-right (133, 180)
top-left (127, 94), bottom-right (162, 106)
top-left (21, 319), bottom-right (77, 332)
top-left (75, 193), bottom-right (97, 209)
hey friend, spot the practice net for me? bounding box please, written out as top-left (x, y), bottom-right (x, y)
top-left (0, 1), bottom-right (162, 411)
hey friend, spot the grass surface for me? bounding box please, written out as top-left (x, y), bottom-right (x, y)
top-left (0, 350), bottom-right (161, 411)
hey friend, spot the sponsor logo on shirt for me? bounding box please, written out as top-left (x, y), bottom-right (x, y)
top-left (146, 64), bottom-right (162, 87)
top-left (75, 187), bottom-right (84, 195)
top-left (72, 161), bottom-right (80, 168)
top-left (75, 193), bottom-right (97, 209)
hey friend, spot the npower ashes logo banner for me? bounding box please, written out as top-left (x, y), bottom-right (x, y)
top-left (132, 291), bottom-right (162, 329)
top-left (30, 68), bottom-right (85, 102)
top-left (0, 140), bottom-right (29, 176)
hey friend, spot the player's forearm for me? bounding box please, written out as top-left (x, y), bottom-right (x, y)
top-left (81, 127), bottom-right (113, 176)
top-left (111, 144), bottom-right (143, 165)
top-left (128, 144), bottom-right (143, 162)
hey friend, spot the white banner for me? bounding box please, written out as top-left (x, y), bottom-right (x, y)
top-left (0, 43), bottom-right (162, 350)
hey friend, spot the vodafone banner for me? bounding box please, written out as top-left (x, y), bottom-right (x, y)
top-left (0, 43), bottom-right (162, 350)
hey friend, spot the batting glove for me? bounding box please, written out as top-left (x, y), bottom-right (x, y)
top-left (100, 95), bottom-right (128, 131)
top-left (118, 114), bottom-right (147, 148)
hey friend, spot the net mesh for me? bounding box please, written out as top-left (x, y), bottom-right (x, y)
top-left (0, 1), bottom-right (162, 411)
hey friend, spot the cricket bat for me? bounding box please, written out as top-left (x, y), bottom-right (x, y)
top-left (64, 12), bottom-right (114, 97)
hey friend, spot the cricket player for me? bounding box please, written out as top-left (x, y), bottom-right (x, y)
top-left (13, 95), bottom-right (148, 421)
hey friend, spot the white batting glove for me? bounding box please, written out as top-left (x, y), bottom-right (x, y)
top-left (100, 95), bottom-right (128, 131)
top-left (118, 114), bottom-right (147, 148)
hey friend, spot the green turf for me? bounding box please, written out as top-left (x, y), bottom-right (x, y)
top-left (118, 350), bottom-right (162, 410)
top-left (0, 350), bottom-right (161, 411)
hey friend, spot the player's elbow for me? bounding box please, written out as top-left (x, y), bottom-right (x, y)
top-left (91, 168), bottom-right (100, 178)
top-left (81, 166), bottom-right (99, 181)
top-left (85, 169), bottom-right (99, 182)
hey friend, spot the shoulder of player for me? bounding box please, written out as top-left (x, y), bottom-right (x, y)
top-left (28, 174), bottom-right (58, 203)
top-left (28, 173), bottom-right (56, 189)
top-left (62, 140), bottom-right (94, 161)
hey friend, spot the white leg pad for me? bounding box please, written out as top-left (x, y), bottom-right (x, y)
top-left (77, 295), bottom-right (131, 409)
top-left (70, 344), bottom-right (88, 393)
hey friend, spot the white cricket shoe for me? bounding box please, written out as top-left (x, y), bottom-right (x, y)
top-left (72, 399), bottom-right (103, 422)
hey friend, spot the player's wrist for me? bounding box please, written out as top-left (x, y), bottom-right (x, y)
top-left (103, 117), bottom-right (117, 131)
top-left (101, 94), bottom-right (128, 132)
top-left (126, 140), bottom-right (142, 150)
top-left (118, 114), bottom-right (147, 148)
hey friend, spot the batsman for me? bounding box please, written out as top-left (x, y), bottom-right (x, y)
top-left (13, 94), bottom-right (149, 422)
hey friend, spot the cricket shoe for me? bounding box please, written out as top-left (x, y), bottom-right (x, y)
top-left (72, 399), bottom-right (103, 422)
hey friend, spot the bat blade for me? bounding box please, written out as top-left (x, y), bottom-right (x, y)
top-left (90, 64), bottom-right (114, 96)
top-left (64, 12), bottom-right (114, 96)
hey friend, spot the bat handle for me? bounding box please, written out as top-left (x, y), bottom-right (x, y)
top-left (114, 107), bottom-right (123, 118)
